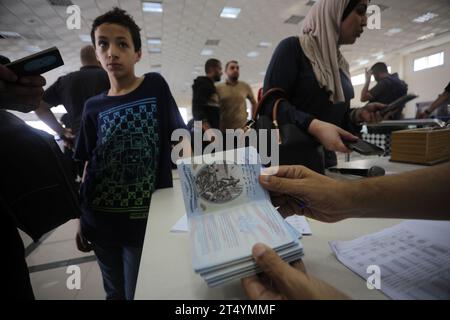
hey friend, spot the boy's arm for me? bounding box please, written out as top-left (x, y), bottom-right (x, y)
top-left (424, 91), bottom-right (450, 116)
top-left (162, 75), bottom-right (193, 159)
top-left (34, 101), bottom-right (65, 135)
top-left (81, 161), bottom-right (88, 183)
top-left (74, 103), bottom-right (97, 167)
top-left (194, 80), bottom-right (214, 130)
top-left (246, 84), bottom-right (257, 117)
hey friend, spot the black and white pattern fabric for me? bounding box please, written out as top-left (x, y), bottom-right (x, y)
top-left (362, 133), bottom-right (391, 156)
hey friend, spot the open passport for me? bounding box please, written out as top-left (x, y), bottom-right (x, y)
top-left (177, 147), bottom-right (304, 287)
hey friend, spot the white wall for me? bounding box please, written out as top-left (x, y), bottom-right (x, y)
top-left (402, 42), bottom-right (450, 118)
top-left (350, 41), bottom-right (450, 118)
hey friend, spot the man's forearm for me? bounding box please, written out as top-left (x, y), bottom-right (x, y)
top-left (427, 92), bottom-right (450, 114)
top-left (35, 101), bottom-right (64, 135)
top-left (346, 163), bottom-right (450, 220)
top-left (360, 82), bottom-right (371, 102)
top-left (250, 99), bottom-right (257, 118)
top-left (81, 161), bottom-right (88, 183)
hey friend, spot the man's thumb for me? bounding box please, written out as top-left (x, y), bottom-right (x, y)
top-left (252, 243), bottom-right (295, 285)
top-left (259, 174), bottom-right (303, 196)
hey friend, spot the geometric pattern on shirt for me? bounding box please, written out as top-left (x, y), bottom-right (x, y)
top-left (91, 97), bottom-right (160, 219)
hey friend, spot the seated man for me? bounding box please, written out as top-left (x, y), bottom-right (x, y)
top-left (417, 82), bottom-right (450, 119)
top-left (361, 62), bottom-right (408, 120)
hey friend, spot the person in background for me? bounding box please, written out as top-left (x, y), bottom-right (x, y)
top-left (1, 59), bottom-right (80, 300)
top-left (216, 60), bottom-right (257, 132)
top-left (416, 82), bottom-right (450, 119)
top-left (242, 163), bottom-right (450, 299)
top-left (192, 58), bottom-right (223, 132)
top-left (261, 0), bottom-right (385, 172)
top-left (361, 62), bottom-right (408, 120)
top-left (1, 58), bottom-right (46, 300)
top-left (35, 45), bottom-right (110, 150)
top-left (74, 8), bottom-right (186, 300)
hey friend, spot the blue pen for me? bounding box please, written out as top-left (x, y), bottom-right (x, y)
top-left (287, 195), bottom-right (307, 209)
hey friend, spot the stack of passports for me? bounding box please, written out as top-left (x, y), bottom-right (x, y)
top-left (177, 147), bottom-right (304, 287)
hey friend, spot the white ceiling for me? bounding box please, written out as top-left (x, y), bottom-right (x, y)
top-left (1, 0), bottom-right (450, 108)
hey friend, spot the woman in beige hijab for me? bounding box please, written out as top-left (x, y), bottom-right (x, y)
top-left (261, 0), bottom-right (384, 171)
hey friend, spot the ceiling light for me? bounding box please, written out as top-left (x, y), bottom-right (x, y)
top-left (417, 33), bottom-right (435, 41)
top-left (358, 59), bottom-right (369, 66)
top-left (24, 45), bottom-right (41, 53)
top-left (413, 12), bottom-right (438, 23)
top-left (147, 38), bottom-right (162, 45)
top-left (258, 42), bottom-right (272, 48)
top-left (201, 48), bottom-right (213, 56)
top-left (0, 31), bottom-right (23, 39)
top-left (79, 34), bottom-right (91, 42)
top-left (247, 51), bottom-right (260, 58)
top-left (220, 7), bottom-right (241, 19)
top-left (142, 2), bottom-right (163, 13)
top-left (385, 28), bottom-right (402, 36)
top-left (149, 48), bottom-right (161, 53)
top-left (372, 52), bottom-right (384, 60)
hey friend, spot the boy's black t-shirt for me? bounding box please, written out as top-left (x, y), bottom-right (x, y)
top-left (75, 73), bottom-right (186, 247)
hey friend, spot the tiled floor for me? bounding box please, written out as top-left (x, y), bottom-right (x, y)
top-left (23, 219), bottom-right (105, 300)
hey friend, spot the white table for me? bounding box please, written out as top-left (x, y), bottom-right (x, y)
top-left (332, 156), bottom-right (425, 175)
top-left (135, 157), bottom-right (427, 300)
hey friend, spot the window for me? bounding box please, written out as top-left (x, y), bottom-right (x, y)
top-left (178, 107), bottom-right (188, 124)
top-left (26, 121), bottom-right (55, 135)
top-left (351, 66), bottom-right (392, 86)
top-left (351, 74), bottom-right (366, 86)
top-left (414, 52), bottom-right (444, 72)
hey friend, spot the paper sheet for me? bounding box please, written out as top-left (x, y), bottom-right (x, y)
top-left (330, 220), bottom-right (450, 300)
top-left (170, 215), bottom-right (188, 233)
top-left (171, 214), bottom-right (312, 236)
top-left (285, 215), bottom-right (312, 235)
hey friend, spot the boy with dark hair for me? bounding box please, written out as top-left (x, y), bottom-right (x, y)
top-left (74, 7), bottom-right (186, 300)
